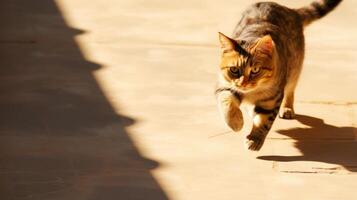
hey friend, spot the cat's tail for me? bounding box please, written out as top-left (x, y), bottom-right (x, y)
top-left (296, 0), bottom-right (342, 26)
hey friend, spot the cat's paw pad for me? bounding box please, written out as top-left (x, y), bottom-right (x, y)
top-left (279, 108), bottom-right (295, 119)
top-left (244, 134), bottom-right (266, 151)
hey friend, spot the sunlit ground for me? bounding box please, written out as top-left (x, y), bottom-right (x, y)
top-left (0, 0), bottom-right (356, 199)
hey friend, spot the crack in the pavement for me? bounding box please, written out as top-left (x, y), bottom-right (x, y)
top-left (280, 169), bottom-right (357, 175)
top-left (279, 166), bottom-right (357, 175)
top-left (268, 137), bottom-right (355, 141)
top-left (280, 170), bottom-right (345, 174)
top-left (281, 170), bottom-right (321, 174)
top-left (298, 100), bottom-right (357, 106)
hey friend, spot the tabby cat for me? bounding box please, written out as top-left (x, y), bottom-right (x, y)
top-left (216, 0), bottom-right (342, 151)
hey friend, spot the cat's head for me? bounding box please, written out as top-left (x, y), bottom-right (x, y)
top-left (218, 32), bottom-right (276, 92)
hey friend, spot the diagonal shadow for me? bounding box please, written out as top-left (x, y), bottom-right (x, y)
top-left (0, 0), bottom-right (168, 199)
top-left (258, 114), bottom-right (357, 172)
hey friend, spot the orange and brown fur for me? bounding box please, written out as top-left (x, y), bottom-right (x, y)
top-left (216, 0), bottom-right (342, 151)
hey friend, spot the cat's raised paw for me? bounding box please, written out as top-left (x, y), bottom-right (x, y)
top-left (244, 134), bottom-right (266, 151)
top-left (226, 116), bottom-right (243, 132)
top-left (224, 108), bottom-right (244, 132)
top-left (279, 108), bottom-right (295, 119)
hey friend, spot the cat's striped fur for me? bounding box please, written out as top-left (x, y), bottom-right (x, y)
top-left (216, 0), bottom-right (342, 151)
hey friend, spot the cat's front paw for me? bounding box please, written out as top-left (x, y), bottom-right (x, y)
top-left (279, 108), bottom-right (295, 119)
top-left (225, 110), bottom-right (244, 132)
top-left (244, 134), bottom-right (266, 151)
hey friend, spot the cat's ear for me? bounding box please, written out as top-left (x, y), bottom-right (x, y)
top-left (218, 32), bottom-right (236, 53)
top-left (255, 35), bottom-right (275, 56)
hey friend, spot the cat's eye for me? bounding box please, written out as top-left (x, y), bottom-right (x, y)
top-left (229, 67), bottom-right (241, 76)
top-left (251, 66), bottom-right (261, 74)
top-left (230, 67), bottom-right (239, 73)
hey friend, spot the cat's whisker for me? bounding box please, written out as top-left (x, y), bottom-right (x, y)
top-left (208, 130), bottom-right (232, 139)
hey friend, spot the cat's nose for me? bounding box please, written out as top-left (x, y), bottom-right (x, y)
top-left (236, 76), bottom-right (246, 86)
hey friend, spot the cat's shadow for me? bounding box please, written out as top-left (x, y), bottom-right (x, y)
top-left (258, 114), bottom-right (357, 172)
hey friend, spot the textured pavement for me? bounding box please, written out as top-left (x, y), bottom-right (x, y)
top-left (0, 0), bottom-right (356, 199)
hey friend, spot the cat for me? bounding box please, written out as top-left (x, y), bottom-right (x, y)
top-left (216, 0), bottom-right (342, 151)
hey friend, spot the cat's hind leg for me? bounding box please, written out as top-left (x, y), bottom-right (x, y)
top-left (279, 62), bottom-right (303, 119)
top-left (280, 87), bottom-right (295, 119)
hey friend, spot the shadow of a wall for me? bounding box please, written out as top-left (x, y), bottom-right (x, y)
top-left (258, 114), bottom-right (357, 172)
top-left (0, 1), bottom-right (168, 199)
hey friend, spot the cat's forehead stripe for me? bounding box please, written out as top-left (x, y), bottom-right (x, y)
top-left (234, 43), bottom-right (250, 57)
top-left (237, 55), bottom-right (250, 67)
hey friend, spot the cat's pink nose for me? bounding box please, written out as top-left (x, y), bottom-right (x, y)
top-left (236, 76), bottom-right (246, 86)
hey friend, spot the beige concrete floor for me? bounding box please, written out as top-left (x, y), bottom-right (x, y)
top-left (0, 0), bottom-right (356, 199)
